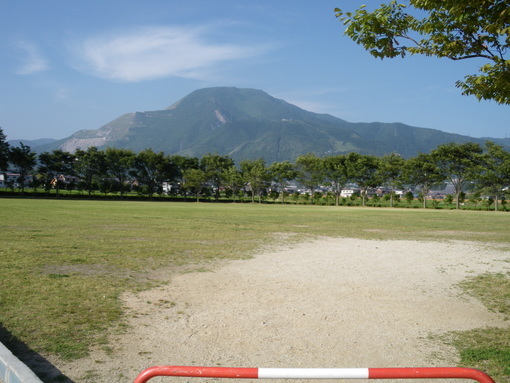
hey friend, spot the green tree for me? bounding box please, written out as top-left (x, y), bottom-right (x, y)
top-left (30, 173), bottom-right (43, 193)
top-left (269, 190), bottom-right (280, 202)
top-left (378, 153), bottom-right (405, 208)
top-left (0, 128), bottom-right (9, 172)
top-left (8, 143), bottom-right (36, 195)
top-left (484, 196), bottom-right (495, 210)
top-left (323, 155), bottom-right (349, 206)
top-left (431, 142), bottom-right (484, 209)
top-left (268, 161), bottom-right (297, 204)
top-left (295, 153), bottom-right (324, 205)
top-left (476, 141), bottom-right (510, 211)
top-left (131, 149), bottom-right (179, 198)
top-left (444, 194), bottom-right (454, 208)
top-left (222, 165), bottom-right (244, 202)
top-left (403, 152), bottom-right (445, 208)
top-left (38, 150), bottom-right (76, 196)
top-left (74, 147), bottom-right (107, 197)
top-left (169, 155), bottom-right (200, 198)
top-left (200, 153), bottom-right (234, 201)
top-left (470, 191), bottom-right (483, 209)
top-left (182, 168), bottom-right (208, 202)
top-left (458, 191), bottom-right (466, 205)
top-left (345, 152), bottom-right (381, 206)
top-left (335, 0), bottom-right (510, 104)
top-left (240, 158), bottom-right (270, 203)
top-left (404, 190), bottom-right (414, 205)
top-left (104, 148), bottom-right (136, 198)
top-left (292, 191), bottom-right (300, 204)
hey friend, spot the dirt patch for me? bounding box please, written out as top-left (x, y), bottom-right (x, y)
top-left (53, 238), bottom-right (510, 383)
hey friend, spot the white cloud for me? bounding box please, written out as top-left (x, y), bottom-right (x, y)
top-left (73, 25), bottom-right (268, 82)
top-left (277, 88), bottom-right (353, 116)
top-left (15, 41), bottom-right (48, 75)
top-left (54, 87), bottom-right (71, 101)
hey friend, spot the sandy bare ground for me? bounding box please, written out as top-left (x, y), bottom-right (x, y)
top-left (54, 238), bottom-right (510, 383)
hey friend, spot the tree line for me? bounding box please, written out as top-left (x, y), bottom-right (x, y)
top-left (1, 129), bottom-right (509, 210)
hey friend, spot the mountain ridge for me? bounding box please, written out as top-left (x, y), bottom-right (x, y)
top-left (29, 87), bottom-right (510, 162)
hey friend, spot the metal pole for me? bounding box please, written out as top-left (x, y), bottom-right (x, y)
top-left (133, 366), bottom-right (496, 383)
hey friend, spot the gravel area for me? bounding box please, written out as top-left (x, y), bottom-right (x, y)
top-left (48, 238), bottom-right (509, 383)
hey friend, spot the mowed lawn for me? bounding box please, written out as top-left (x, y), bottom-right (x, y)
top-left (1, 199), bottom-right (509, 363)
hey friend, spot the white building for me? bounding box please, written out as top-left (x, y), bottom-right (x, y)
top-left (340, 188), bottom-right (360, 198)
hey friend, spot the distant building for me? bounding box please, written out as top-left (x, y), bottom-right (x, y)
top-left (340, 188), bottom-right (359, 198)
top-left (283, 185), bottom-right (298, 194)
top-left (428, 183), bottom-right (455, 199)
top-left (162, 181), bottom-right (174, 194)
top-left (0, 173), bottom-right (32, 188)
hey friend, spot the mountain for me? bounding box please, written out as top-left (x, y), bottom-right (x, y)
top-left (8, 138), bottom-right (57, 148)
top-left (35, 87), bottom-right (509, 162)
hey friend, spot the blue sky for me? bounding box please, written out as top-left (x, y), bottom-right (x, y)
top-left (1, 0), bottom-right (509, 141)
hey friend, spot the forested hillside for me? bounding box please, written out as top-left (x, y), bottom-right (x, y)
top-left (30, 87), bottom-right (510, 162)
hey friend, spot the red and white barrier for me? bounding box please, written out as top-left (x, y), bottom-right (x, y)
top-left (133, 366), bottom-right (496, 383)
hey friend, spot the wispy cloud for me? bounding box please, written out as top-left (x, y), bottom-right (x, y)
top-left (15, 41), bottom-right (48, 75)
top-left (277, 88), bottom-right (352, 116)
top-left (72, 25), bottom-right (269, 82)
top-left (54, 87), bottom-right (71, 101)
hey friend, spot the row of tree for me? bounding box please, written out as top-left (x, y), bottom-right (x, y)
top-left (1, 128), bottom-right (510, 210)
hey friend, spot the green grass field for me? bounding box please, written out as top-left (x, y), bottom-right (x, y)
top-left (0, 199), bottom-right (509, 380)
